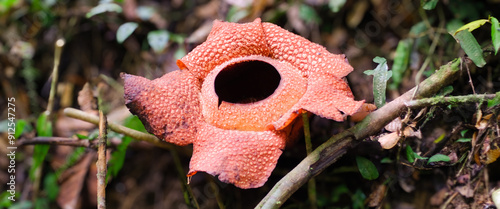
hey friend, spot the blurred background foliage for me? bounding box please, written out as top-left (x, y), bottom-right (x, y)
top-left (1, 0), bottom-right (500, 208)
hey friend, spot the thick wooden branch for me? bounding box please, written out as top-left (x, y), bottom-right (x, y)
top-left (256, 59), bottom-right (462, 208)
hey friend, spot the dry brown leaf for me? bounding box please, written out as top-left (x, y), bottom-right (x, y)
top-left (57, 152), bottom-right (95, 209)
top-left (385, 117), bottom-right (402, 132)
top-left (378, 132), bottom-right (399, 149)
top-left (367, 183), bottom-right (387, 207)
top-left (77, 83), bottom-right (97, 112)
top-left (455, 185), bottom-right (474, 198)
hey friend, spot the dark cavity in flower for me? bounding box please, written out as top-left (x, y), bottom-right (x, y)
top-left (215, 60), bottom-right (281, 104)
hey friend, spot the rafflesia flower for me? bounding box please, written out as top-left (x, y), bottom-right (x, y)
top-left (122, 18), bottom-right (364, 189)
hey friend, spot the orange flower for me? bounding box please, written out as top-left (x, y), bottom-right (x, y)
top-left (122, 18), bottom-right (364, 188)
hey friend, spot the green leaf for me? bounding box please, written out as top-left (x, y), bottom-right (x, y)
top-left (390, 39), bottom-right (412, 89)
top-left (116, 22), bottom-right (138, 44)
top-left (43, 173), bottom-right (59, 201)
top-left (454, 30), bottom-right (486, 67)
top-left (147, 30), bottom-right (169, 53)
top-left (299, 4), bottom-right (321, 24)
top-left (86, 3), bottom-right (122, 18)
top-left (487, 92), bottom-right (500, 108)
top-left (105, 115), bottom-right (141, 182)
top-left (428, 154), bottom-right (451, 164)
top-left (421, 0), bottom-right (438, 10)
top-left (364, 57), bottom-right (392, 108)
top-left (123, 115), bottom-right (147, 132)
top-left (454, 19), bottom-right (489, 35)
top-left (406, 145), bottom-right (428, 163)
top-left (490, 16), bottom-right (500, 55)
top-left (14, 119), bottom-right (27, 138)
top-left (328, 0), bottom-right (346, 13)
top-left (30, 113), bottom-right (52, 180)
top-left (433, 133), bottom-right (446, 143)
top-left (356, 156), bottom-right (379, 180)
top-left (456, 138), bottom-right (471, 143)
top-left (410, 21), bottom-right (428, 36)
top-left (136, 6), bottom-right (155, 20)
top-left (75, 133), bottom-right (88, 139)
top-left (406, 146), bottom-right (415, 163)
top-left (380, 157), bottom-right (393, 164)
top-left (106, 136), bottom-right (132, 182)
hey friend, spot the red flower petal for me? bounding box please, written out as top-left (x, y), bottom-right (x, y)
top-left (178, 19), bottom-right (271, 80)
top-left (188, 123), bottom-right (286, 189)
top-left (262, 22), bottom-right (354, 78)
top-left (122, 70), bottom-right (201, 145)
top-left (271, 72), bottom-right (364, 130)
top-left (297, 72), bottom-right (364, 120)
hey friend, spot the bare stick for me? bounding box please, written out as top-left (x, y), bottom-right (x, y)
top-left (17, 137), bottom-right (92, 147)
top-left (63, 108), bottom-right (174, 150)
top-left (256, 59), bottom-right (462, 208)
top-left (97, 110), bottom-right (107, 209)
top-left (47, 39), bottom-right (65, 115)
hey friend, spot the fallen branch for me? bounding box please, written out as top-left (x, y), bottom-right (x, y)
top-left (256, 58), bottom-right (462, 208)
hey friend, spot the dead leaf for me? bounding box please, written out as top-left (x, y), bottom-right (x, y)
top-left (378, 132), bottom-right (399, 149)
top-left (367, 183), bottom-right (387, 207)
top-left (455, 185), bottom-right (474, 198)
top-left (78, 83), bottom-right (97, 112)
top-left (57, 152), bottom-right (95, 209)
top-left (385, 117), bottom-right (402, 132)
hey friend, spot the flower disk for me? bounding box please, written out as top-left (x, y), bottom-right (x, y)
top-left (123, 18), bottom-right (364, 189)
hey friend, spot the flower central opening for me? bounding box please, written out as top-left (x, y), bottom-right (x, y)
top-left (215, 60), bottom-right (281, 104)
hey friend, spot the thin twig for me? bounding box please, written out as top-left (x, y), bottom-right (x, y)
top-left (46, 39), bottom-right (65, 115)
top-left (404, 93), bottom-right (498, 108)
top-left (256, 59), bottom-right (462, 208)
top-left (17, 137), bottom-right (92, 147)
top-left (63, 108), bottom-right (174, 150)
top-left (302, 112), bottom-right (317, 209)
top-left (96, 110), bottom-right (107, 209)
top-left (33, 38), bottom-right (65, 202)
